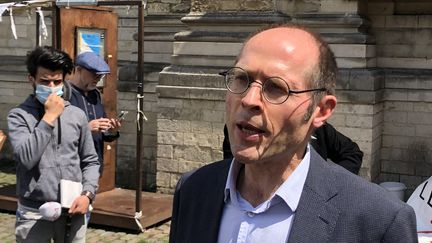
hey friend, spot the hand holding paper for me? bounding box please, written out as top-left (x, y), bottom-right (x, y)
top-left (60, 179), bottom-right (82, 208)
top-left (68, 195), bottom-right (90, 215)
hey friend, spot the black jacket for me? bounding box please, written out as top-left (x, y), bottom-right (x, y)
top-left (67, 82), bottom-right (119, 172)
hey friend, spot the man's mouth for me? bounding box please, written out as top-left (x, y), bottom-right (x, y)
top-left (238, 123), bottom-right (265, 135)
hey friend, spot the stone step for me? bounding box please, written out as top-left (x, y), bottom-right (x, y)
top-left (0, 71), bottom-right (27, 82)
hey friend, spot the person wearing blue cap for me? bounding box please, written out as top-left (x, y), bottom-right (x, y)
top-left (68, 51), bottom-right (121, 174)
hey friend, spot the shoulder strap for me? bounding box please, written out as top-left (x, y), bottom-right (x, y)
top-left (95, 88), bottom-right (103, 105)
top-left (62, 80), bottom-right (73, 101)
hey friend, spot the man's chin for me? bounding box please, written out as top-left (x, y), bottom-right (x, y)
top-left (233, 149), bottom-right (262, 164)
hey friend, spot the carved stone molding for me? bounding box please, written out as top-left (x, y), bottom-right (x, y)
top-left (191, 0), bottom-right (274, 13)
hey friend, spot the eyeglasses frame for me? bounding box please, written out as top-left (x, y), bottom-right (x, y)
top-left (219, 67), bottom-right (327, 104)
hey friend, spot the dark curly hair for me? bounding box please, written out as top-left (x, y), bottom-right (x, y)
top-left (26, 46), bottom-right (74, 79)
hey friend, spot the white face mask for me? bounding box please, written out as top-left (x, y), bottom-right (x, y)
top-left (35, 84), bottom-right (64, 104)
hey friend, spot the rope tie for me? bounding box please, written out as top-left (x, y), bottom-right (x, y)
top-left (134, 211), bottom-right (145, 233)
top-left (136, 94), bottom-right (148, 131)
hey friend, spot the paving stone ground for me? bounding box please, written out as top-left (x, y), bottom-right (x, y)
top-left (0, 160), bottom-right (170, 242)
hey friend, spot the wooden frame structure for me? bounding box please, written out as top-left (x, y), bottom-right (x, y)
top-left (0, 0), bottom-right (172, 231)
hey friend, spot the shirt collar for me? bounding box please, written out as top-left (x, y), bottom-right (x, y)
top-left (223, 144), bottom-right (311, 212)
top-left (224, 158), bottom-right (241, 206)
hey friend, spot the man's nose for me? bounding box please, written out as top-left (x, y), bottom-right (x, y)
top-left (241, 83), bottom-right (263, 108)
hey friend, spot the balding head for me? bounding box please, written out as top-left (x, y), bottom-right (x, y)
top-left (237, 24), bottom-right (337, 120)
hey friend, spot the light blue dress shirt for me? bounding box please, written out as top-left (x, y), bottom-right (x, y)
top-left (217, 145), bottom-right (311, 243)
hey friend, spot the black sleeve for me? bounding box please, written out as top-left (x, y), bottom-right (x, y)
top-left (314, 123), bottom-right (363, 175)
top-left (222, 125), bottom-right (233, 159)
top-left (102, 131), bottom-right (120, 142)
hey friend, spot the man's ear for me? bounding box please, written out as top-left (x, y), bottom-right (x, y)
top-left (28, 74), bottom-right (34, 83)
top-left (312, 95), bottom-right (337, 128)
top-left (28, 75), bottom-right (37, 90)
top-left (28, 74), bottom-right (36, 88)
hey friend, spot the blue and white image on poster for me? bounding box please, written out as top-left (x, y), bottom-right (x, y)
top-left (77, 29), bottom-right (104, 57)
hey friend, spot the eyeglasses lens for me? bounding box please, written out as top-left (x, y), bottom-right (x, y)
top-left (225, 67), bottom-right (289, 104)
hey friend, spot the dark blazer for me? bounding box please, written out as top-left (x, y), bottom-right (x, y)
top-left (169, 148), bottom-right (417, 243)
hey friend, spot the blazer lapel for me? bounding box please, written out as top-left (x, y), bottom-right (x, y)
top-left (193, 160), bottom-right (231, 242)
top-left (288, 148), bottom-right (340, 243)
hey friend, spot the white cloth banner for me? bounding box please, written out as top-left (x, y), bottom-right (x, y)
top-left (0, 3), bottom-right (13, 22)
top-left (36, 6), bottom-right (48, 40)
top-left (9, 7), bottom-right (17, 39)
top-left (407, 176), bottom-right (432, 242)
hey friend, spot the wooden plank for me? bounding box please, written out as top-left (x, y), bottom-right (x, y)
top-left (0, 130), bottom-right (6, 152)
top-left (0, 185), bottom-right (17, 212)
top-left (91, 188), bottom-right (173, 230)
top-left (0, 185), bottom-right (173, 231)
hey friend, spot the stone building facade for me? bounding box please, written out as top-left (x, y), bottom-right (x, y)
top-left (0, 0), bottom-right (431, 197)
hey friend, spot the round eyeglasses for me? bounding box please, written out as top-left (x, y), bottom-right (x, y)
top-left (219, 67), bottom-right (327, 104)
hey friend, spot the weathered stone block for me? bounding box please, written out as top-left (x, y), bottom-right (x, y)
top-left (321, 0), bottom-right (358, 13)
top-left (158, 119), bottom-right (191, 132)
top-left (346, 115), bottom-right (373, 128)
top-left (183, 132), bottom-right (220, 147)
top-left (368, 2), bottom-right (394, 15)
top-left (178, 160), bottom-right (205, 174)
top-left (385, 15), bottom-right (417, 28)
top-left (158, 131), bottom-right (185, 145)
top-left (190, 121), bottom-right (212, 133)
top-left (157, 158), bottom-right (177, 172)
top-left (407, 112), bottom-right (432, 125)
top-left (157, 145), bottom-right (174, 159)
top-left (381, 160), bottom-right (415, 175)
top-left (383, 123), bottom-right (415, 137)
top-left (383, 110), bottom-right (407, 123)
top-left (147, 3), bottom-right (171, 14)
top-left (156, 171), bottom-right (171, 187)
top-left (173, 145), bottom-right (212, 163)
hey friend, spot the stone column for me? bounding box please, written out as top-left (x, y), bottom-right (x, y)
top-left (286, 0), bottom-right (380, 181)
top-left (156, 0), bottom-right (289, 193)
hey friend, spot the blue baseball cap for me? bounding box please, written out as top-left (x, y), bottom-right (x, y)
top-left (75, 52), bottom-right (110, 74)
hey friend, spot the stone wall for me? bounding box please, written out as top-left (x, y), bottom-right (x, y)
top-left (368, 0), bottom-right (432, 195)
top-left (0, 0), bottom-right (431, 197)
top-left (0, 57), bottom-right (31, 162)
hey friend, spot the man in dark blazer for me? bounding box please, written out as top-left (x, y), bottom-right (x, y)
top-left (169, 23), bottom-right (417, 242)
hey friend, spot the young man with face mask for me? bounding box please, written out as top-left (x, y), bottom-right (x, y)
top-left (67, 52), bottom-right (121, 174)
top-left (7, 46), bottom-right (100, 242)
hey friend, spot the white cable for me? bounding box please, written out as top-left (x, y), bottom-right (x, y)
top-left (134, 211), bottom-right (145, 233)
